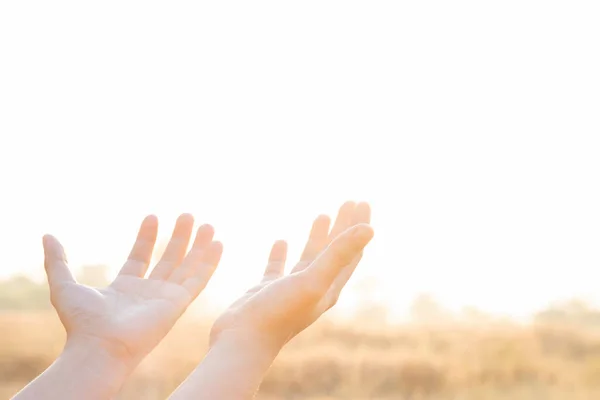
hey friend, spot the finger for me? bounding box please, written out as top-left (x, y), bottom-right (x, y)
top-left (182, 241), bottom-right (224, 299)
top-left (299, 215), bottom-right (330, 260)
top-left (292, 215), bottom-right (330, 274)
top-left (351, 201), bottom-right (371, 225)
top-left (324, 253), bottom-right (364, 309)
top-left (328, 201), bottom-right (357, 241)
top-left (262, 240), bottom-right (287, 281)
top-left (325, 202), bottom-right (372, 294)
top-left (43, 235), bottom-right (75, 289)
top-left (304, 223), bottom-right (374, 288)
top-left (149, 214), bottom-right (195, 280)
top-left (167, 224), bottom-right (215, 284)
top-left (118, 215), bottom-right (159, 277)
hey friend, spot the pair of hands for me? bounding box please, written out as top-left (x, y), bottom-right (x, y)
top-left (34, 201), bottom-right (373, 398)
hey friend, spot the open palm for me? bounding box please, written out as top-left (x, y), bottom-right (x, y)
top-left (44, 214), bottom-right (222, 363)
top-left (210, 202), bottom-right (372, 349)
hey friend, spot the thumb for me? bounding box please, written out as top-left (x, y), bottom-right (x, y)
top-left (43, 235), bottom-right (75, 289)
top-left (305, 223), bottom-right (374, 287)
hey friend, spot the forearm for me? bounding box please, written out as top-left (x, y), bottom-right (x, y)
top-left (12, 339), bottom-right (132, 400)
top-left (169, 334), bottom-right (280, 400)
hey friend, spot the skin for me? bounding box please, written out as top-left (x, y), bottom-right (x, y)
top-left (12, 214), bottom-right (223, 400)
top-left (169, 201), bottom-right (374, 399)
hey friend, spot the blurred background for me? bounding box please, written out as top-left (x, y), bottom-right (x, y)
top-left (1, 1), bottom-right (600, 399)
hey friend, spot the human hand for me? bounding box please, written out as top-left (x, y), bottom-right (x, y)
top-left (167, 202), bottom-right (373, 400)
top-left (210, 201), bottom-right (372, 354)
top-left (43, 214), bottom-right (223, 366)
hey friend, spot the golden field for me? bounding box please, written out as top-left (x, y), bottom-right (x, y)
top-left (3, 312), bottom-right (600, 400)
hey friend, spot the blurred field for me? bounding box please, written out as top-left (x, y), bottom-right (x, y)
top-left (3, 312), bottom-right (600, 399)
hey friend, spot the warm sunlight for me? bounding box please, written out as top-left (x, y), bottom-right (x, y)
top-left (3, 2), bottom-right (600, 399)
top-left (2, 1), bottom-right (600, 321)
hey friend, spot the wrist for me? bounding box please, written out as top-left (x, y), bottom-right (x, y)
top-left (59, 337), bottom-right (132, 397)
top-left (13, 337), bottom-right (133, 400)
top-left (170, 331), bottom-right (281, 399)
top-left (65, 334), bottom-right (136, 368)
top-left (209, 329), bottom-right (283, 361)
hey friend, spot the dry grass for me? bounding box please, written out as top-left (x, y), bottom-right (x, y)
top-left (2, 312), bottom-right (600, 399)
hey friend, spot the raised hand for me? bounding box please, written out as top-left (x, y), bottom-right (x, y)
top-left (13, 214), bottom-right (222, 400)
top-left (210, 201), bottom-right (372, 349)
top-left (169, 202), bottom-right (373, 400)
top-left (44, 213), bottom-right (223, 363)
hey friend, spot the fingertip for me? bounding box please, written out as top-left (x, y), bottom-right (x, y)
top-left (42, 234), bottom-right (67, 264)
top-left (354, 201), bottom-right (372, 223)
top-left (273, 239), bottom-right (287, 248)
top-left (356, 201), bottom-right (371, 211)
top-left (42, 234), bottom-right (60, 251)
top-left (168, 213), bottom-right (195, 240)
top-left (210, 240), bottom-right (224, 254)
top-left (329, 202), bottom-right (358, 239)
top-left (140, 215), bottom-right (159, 237)
top-left (42, 234), bottom-right (53, 247)
top-left (332, 223), bottom-right (374, 251)
top-left (350, 223), bottom-right (374, 245)
top-left (143, 214), bottom-right (159, 226)
top-left (137, 216), bottom-right (159, 244)
top-left (339, 201), bottom-right (357, 212)
top-left (269, 240), bottom-right (288, 260)
top-left (190, 224), bottom-right (215, 252)
top-left (312, 215), bottom-right (331, 233)
top-left (177, 213), bottom-right (195, 225)
top-left (315, 214), bottom-right (331, 225)
top-left (197, 223), bottom-right (215, 236)
top-left (42, 235), bottom-right (54, 257)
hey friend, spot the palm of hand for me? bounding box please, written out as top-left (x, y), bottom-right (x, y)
top-left (44, 214), bottom-right (222, 361)
top-left (54, 277), bottom-right (189, 357)
top-left (211, 202), bottom-right (373, 349)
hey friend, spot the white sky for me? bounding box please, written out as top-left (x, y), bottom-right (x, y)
top-left (1, 1), bottom-right (599, 319)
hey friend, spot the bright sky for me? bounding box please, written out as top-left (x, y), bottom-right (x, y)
top-left (1, 1), bottom-right (599, 320)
